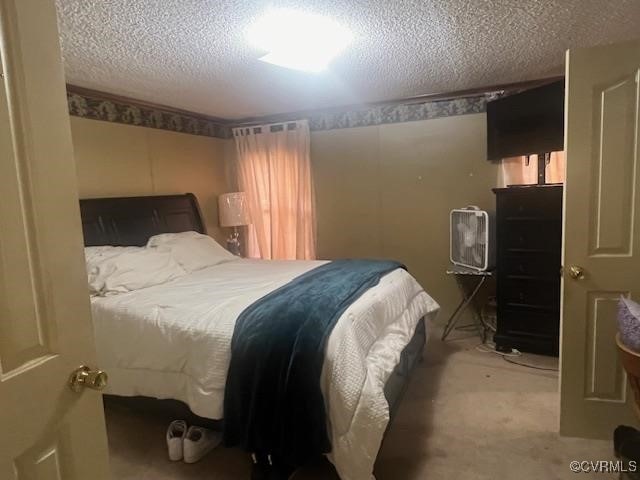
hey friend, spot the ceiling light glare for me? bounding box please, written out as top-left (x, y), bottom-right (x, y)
top-left (248, 9), bottom-right (353, 73)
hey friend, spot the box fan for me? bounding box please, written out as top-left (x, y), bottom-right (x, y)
top-left (450, 206), bottom-right (494, 271)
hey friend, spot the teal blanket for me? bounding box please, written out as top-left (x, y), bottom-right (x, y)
top-left (223, 259), bottom-right (404, 466)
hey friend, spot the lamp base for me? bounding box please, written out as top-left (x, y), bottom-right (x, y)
top-left (226, 228), bottom-right (242, 256)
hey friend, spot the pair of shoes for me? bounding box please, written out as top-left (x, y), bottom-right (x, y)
top-left (250, 453), bottom-right (297, 480)
top-left (615, 426), bottom-right (640, 480)
top-left (615, 425), bottom-right (640, 461)
top-left (166, 420), bottom-right (222, 463)
top-left (250, 453), bottom-right (271, 480)
top-left (615, 425), bottom-right (636, 456)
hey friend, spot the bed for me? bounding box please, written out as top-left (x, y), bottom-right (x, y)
top-left (80, 193), bottom-right (439, 480)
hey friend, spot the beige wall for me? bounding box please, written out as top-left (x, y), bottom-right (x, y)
top-left (311, 113), bottom-right (498, 323)
top-left (70, 117), bottom-right (232, 243)
top-left (71, 113), bottom-right (497, 324)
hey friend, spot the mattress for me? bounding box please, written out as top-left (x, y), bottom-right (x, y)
top-left (90, 258), bottom-right (439, 480)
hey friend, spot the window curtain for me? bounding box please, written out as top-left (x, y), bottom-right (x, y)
top-left (498, 151), bottom-right (565, 187)
top-left (233, 120), bottom-right (316, 260)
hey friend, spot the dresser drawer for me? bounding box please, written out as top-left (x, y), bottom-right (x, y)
top-left (503, 219), bottom-right (561, 252)
top-left (497, 189), bottom-right (563, 220)
top-left (504, 252), bottom-right (561, 279)
top-left (500, 278), bottom-right (560, 311)
top-left (499, 308), bottom-right (560, 337)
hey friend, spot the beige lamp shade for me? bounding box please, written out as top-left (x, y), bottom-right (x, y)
top-left (219, 192), bottom-right (250, 227)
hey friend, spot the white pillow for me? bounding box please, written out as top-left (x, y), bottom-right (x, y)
top-left (84, 246), bottom-right (187, 296)
top-left (147, 231), bottom-right (235, 272)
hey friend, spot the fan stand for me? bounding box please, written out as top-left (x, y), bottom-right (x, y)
top-left (442, 266), bottom-right (493, 342)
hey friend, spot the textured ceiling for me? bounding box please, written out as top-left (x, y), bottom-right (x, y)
top-left (55, 0), bottom-right (640, 120)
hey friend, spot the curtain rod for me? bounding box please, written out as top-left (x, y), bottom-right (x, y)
top-left (232, 119), bottom-right (305, 133)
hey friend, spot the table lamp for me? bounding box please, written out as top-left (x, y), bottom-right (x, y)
top-left (218, 192), bottom-right (250, 256)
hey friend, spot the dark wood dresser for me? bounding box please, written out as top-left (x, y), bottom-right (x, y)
top-left (492, 185), bottom-right (563, 355)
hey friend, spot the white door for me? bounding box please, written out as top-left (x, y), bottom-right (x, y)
top-left (560, 39), bottom-right (640, 438)
top-left (0, 0), bottom-right (111, 478)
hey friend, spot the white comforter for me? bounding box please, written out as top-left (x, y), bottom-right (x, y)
top-left (90, 259), bottom-right (439, 480)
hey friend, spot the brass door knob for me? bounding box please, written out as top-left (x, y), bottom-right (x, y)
top-left (69, 365), bottom-right (108, 393)
top-left (568, 265), bottom-right (586, 280)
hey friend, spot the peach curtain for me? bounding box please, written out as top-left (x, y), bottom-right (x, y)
top-left (498, 151), bottom-right (565, 187)
top-left (233, 120), bottom-right (316, 260)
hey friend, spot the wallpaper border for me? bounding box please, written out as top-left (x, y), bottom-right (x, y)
top-left (306, 95), bottom-right (490, 131)
top-left (66, 79), bottom-right (556, 137)
top-left (67, 88), bottom-right (233, 139)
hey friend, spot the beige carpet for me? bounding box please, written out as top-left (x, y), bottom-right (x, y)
top-left (105, 327), bottom-right (617, 479)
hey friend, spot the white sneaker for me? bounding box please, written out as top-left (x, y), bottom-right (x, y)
top-left (183, 426), bottom-right (222, 464)
top-left (166, 420), bottom-right (187, 461)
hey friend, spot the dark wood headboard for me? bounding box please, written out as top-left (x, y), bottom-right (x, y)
top-left (79, 193), bottom-right (205, 246)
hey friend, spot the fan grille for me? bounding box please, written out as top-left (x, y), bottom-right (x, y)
top-left (451, 209), bottom-right (489, 270)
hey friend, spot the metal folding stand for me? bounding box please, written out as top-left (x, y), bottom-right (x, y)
top-left (441, 265), bottom-right (493, 342)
